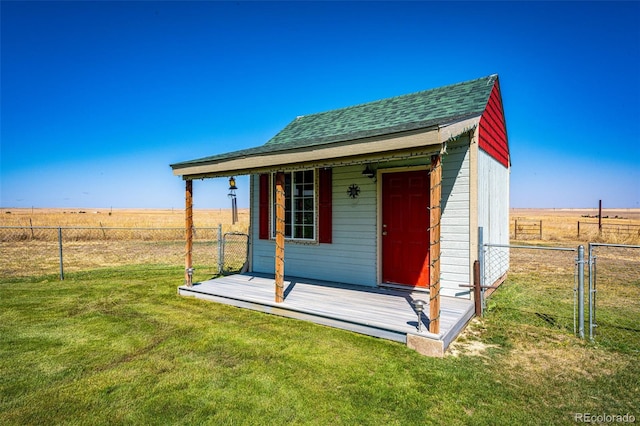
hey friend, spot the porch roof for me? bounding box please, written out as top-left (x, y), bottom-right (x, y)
top-left (171, 74), bottom-right (497, 178)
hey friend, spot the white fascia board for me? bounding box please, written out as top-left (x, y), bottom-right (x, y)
top-left (174, 128), bottom-right (442, 178)
top-left (438, 117), bottom-right (480, 144)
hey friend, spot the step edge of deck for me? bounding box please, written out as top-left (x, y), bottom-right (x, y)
top-left (179, 285), bottom-right (411, 343)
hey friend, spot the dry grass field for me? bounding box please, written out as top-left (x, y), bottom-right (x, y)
top-left (510, 208), bottom-right (640, 245)
top-left (0, 208), bottom-right (250, 279)
top-left (2, 207), bottom-right (638, 243)
top-left (1, 207), bottom-right (638, 280)
top-left (1, 208), bottom-right (638, 277)
top-left (0, 207), bottom-right (250, 232)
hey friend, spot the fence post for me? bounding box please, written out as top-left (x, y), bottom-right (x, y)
top-left (598, 199), bottom-right (602, 233)
top-left (185, 180), bottom-right (193, 287)
top-left (58, 227), bottom-right (64, 280)
top-left (588, 243), bottom-right (596, 341)
top-left (473, 260), bottom-right (482, 317)
top-left (577, 221), bottom-right (580, 238)
top-left (539, 220), bottom-right (542, 240)
top-left (478, 227), bottom-right (485, 313)
top-left (217, 224), bottom-right (223, 274)
top-left (514, 220), bottom-right (518, 239)
top-left (577, 245), bottom-right (584, 338)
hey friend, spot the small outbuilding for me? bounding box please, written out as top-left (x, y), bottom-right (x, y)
top-left (171, 74), bottom-right (510, 353)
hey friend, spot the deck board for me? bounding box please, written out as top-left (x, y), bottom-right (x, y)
top-left (178, 273), bottom-right (474, 350)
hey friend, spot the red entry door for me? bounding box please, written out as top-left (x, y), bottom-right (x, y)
top-left (382, 170), bottom-right (430, 287)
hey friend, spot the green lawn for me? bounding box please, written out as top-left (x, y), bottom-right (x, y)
top-left (1, 268), bottom-right (638, 425)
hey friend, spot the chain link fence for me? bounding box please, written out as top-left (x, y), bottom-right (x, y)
top-left (483, 243), bottom-right (580, 334)
top-left (588, 243), bottom-right (640, 353)
top-left (483, 242), bottom-right (639, 353)
top-left (221, 232), bottom-right (249, 274)
top-left (0, 225), bottom-right (249, 282)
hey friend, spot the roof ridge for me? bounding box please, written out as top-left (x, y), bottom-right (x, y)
top-left (294, 74), bottom-right (497, 120)
top-left (264, 74), bottom-right (497, 146)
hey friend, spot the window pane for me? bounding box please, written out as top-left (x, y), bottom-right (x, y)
top-left (303, 184), bottom-right (313, 196)
top-left (303, 226), bottom-right (313, 239)
top-left (272, 170), bottom-right (316, 240)
top-left (304, 212), bottom-right (313, 224)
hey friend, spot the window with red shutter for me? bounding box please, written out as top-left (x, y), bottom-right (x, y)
top-left (258, 168), bottom-right (332, 243)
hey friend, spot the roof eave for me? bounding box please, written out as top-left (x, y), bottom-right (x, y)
top-left (172, 116), bottom-right (480, 179)
top-left (172, 126), bottom-right (440, 178)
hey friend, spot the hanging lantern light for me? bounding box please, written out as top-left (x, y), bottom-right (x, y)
top-left (362, 164), bottom-right (375, 179)
top-left (228, 176), bottom-right (238, 224)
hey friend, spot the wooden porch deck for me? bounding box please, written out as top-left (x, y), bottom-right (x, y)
top-left (178, 273), bottom-right (475, 356)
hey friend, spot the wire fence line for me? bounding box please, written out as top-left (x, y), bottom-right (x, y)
top-left (0, 225), bottom-right (249, 281)
top-left (483, 241), bottom-right (639, 353)
top-left (3, 224), bottom-right (637, 352)
top-left (578, 221), bottom-right (640, 239)
top-left (508, 219), bottom-right (640, 243)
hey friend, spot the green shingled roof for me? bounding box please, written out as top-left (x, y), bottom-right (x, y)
top-left (171, 74), bottom-right (497, 169)
top-left (266, 74), bottom-right (496, 147)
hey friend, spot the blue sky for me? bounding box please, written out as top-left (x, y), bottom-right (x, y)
top-left (1, 1), bottom-right (639, 209)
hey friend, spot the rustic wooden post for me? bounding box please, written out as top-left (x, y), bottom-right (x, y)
top-left (473, 260), bottom-right (481, 317)
top-left (429, 154), bottom-right (442, 334)
top-left (598, 199), bottom-right (602, 233)
top-left (539, 220), bottom-right (542, 239)
top-left (185, 179), bottom-right (194, 287)
top-left (274, 172), bottom-right (285, 302)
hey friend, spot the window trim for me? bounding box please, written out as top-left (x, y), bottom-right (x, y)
top-left (270, 169), bottom-right (318, 243)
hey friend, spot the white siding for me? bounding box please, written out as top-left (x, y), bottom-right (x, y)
top-left (440, 136), bottom-right (472, 297)
top-left (478, 149), bottom-right (510, 286)
top-left (251, 165), bottom-right (378, 286)
top-left (249, 142), bottom-right (478, 299)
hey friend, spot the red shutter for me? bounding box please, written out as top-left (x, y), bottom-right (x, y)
top-left (318, 168), bottom-right (332, 243)
top-left (259, 174), bottom-right (269, 240)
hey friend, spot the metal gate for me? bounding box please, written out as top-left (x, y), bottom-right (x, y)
top-left (481, 240), bottom-right (639, 351)
top-left (588, 243), bottom-right (640, 352)
top-left (481, 242), bottom-right (584, 336)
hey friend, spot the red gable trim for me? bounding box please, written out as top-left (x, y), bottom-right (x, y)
top-left (479, 80), bottom-right (509, 168)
